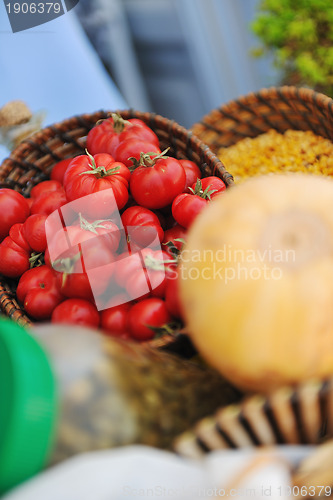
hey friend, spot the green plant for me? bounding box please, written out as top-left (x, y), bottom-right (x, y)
top-left (251, 0), bottom-right (333, 96)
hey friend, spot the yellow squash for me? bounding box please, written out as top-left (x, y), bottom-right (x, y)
top-left (179, 174), bottom-right (333, 393)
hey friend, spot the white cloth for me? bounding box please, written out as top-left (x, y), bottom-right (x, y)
top-left (3, 445), bottom-right (313, 500)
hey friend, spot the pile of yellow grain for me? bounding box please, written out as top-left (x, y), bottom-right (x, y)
top-left (218, 129), bottom-right (333, 183)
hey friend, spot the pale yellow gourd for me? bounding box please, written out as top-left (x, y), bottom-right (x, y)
top-left (179, 174), bottom-right (333, 394)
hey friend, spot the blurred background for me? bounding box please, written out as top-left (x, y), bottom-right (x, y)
top-left (1, 0), bottom-right (332, 159)
top-left (73, 0), bottom-right (280, 128)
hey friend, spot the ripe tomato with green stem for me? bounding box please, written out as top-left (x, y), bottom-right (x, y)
top-left (86, 113), bottom-right (160, 157)
top-left (162, 224), bottom-right (187, 257)
top-left (63, 152), bottom-right (131, 217)
top-left (114, 247), bottom-right (176, 300)
top-left (114, 138), bottom-right (161, 168)
top-left (46, 214), bottom-right (120, 273)
top-left (130, 149), bottom-right (186, 209)
top-left (194, 176), bottom-right (226, 199)
top-left (121, 205), bottom-right (164, 249)
top-left (51, 227), bottom-right (117, 302)
top-left (172, 178), bottom-right (222, 228)
top-left (127, 297), bottom-right (172, 341)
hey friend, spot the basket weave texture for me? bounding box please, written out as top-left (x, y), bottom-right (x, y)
top-left (0, 109), bottom-right (233, 341)
top-left (191, 86), bottom-right (333, 151)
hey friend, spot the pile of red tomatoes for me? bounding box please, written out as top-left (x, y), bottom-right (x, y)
top-left (0, 114), bottom-right (226, 341)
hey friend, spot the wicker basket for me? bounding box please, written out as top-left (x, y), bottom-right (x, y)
top-left (173, 377), bottom-right (333, 458)
top-left (191, 86), bottom-right (333, 151)
top-left (0, 109), bottom-right (233, 349)
top-left (170, 86), bottom-right (333, 455)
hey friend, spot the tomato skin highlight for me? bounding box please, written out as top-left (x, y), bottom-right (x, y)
top-left (52, 298), bottom-right (100, 328)
top-left (0, 188), bottom-right (30, 242)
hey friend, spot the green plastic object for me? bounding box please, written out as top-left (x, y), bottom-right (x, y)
top-left (0, 318), bottom-right (57, 494)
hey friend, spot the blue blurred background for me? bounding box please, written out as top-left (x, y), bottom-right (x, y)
top-left (0, 0), bottom-right (279, 159)
top-left (74, 0), bottom-right (280, 127)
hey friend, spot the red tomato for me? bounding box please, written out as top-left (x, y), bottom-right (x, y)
top-left (172, 193), bottom-right (208, 228)
top-left (114, 252), bottom-right (150, 300)
top-left (46, 219), bottom-right (120, 276)
top-left (23, 214), bottom-right (48, 252)
top-left (0, 189), bottom-right (30, 242)
top-left (192, 176), bottom-right (226, 199)
top-left (78, 237), bottom-right (116, 271)
top-left (26, 197), bottom-right (34, 212)
top-left (171, 177), bottom-right (226, 229)
top-left (56, 269), bottom-right (93, 301)
top-left (51, 298), bottom-right (100, 328)
top-left (0, 236), bottom-right (30, 278)
top-left (49, 222), bottom-right (117, 304)
top-left (30, 180), bottom-right (63, 199)
top-left (50, 158), bottom-right (74, 184)
top-left (179, 159), bottom-right (202, 192)
top-left (30, 189), bottom-right (67, 216)
top-left (70, 216), bottom-right (121, 254)
top-left (45, 225), bottom-right (81, 270)
top-left (52, 245), bottom-right (115, 305)
top-left (115, 248), bottom-right (174, 300)
top-left (100, 302), bottom-right (132, 337)
top-left (165, 269), bottom-right (184, 320)
top-left (162, 224), bottom-right (187, 255)
top-left (63, 153), bottom-right (130, 217)
top-left (9, 223), bottom-right (31, 252)
top-left (127, 298), bottom-right (171, 341)
top-left (86, 114), bottom-right (160, 157)
top-left (114, 139), bottom-right (161, 168)
top-left (121, 205), bottom-right (164, 248)
top-left (130, 153), bottom-right (186, 209)
top-left (16, 266), bottom-right (64, 320)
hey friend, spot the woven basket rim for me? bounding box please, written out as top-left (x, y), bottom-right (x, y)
top-left (6, 108), bottom-right (222, 163)
top-left (195, 86), bottom-right (333, 126)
